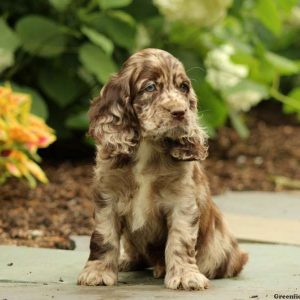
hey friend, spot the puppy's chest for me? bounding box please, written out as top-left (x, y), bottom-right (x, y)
top-left (128, 164), bottom-right (163, 232)
top-left (124, 150), bottom-right (170, 232)
top-left (118, 141), bottom-right (185, 233)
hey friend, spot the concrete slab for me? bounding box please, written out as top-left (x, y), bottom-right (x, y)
top-left (70, 235), bottom-right (90, 252)
top-left (1, 243), bottom-right (300, 299)
top-left (213, 191), bottom-right (300, 220)
top-left (214, 191), bottom-right (300, 245)
top-left (225, 213), bottom-right (300, 245)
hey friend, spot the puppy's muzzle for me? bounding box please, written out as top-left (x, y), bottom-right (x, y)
top-left (162, 100), bottom-right (188, 121)
top-left (170, 108), bottom-right (187, 121)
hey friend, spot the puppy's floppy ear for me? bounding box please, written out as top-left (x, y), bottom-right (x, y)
top-left (169, 89), bottom-right (208, 161)
top-left (88, 73), bottom-right (139, 159)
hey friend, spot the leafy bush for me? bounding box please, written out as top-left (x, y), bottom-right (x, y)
top-left (0, 85), bottom-right (56, 186)
top-left (0, 0), bottom-right (300, 140)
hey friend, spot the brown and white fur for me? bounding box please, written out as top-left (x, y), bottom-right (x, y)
top-left (77, 48), bottom-right (248, 291)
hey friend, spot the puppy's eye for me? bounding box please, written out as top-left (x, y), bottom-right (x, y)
top-left (179, 82), bottom-right (189, 93)
top-left (145, 83), bottom-right (156, 92)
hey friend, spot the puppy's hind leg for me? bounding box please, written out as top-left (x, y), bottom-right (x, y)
top-left (196, 203), bottom-right (248, 279)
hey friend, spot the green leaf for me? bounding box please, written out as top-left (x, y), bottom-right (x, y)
top-left (10, 83), bottom-right (49, 120)
top-left (275, 0), bottom-right (298, 16)
top-left (38, 67), bottom-right (84, 108)
top-left (48, 0), bottom-right (71, 11)
top-left (231, 51), bottom-right (276, 84)
top-left (0, 19), bottom-right (18, 71)
top-left (135, 24), bottom-right (151, 50)
top-left (196, 82), bottom-right (228, 129)
top-left (231, 51), bottom-right (257, 68)
top-left (77, 66), bottom-right (96, 85)
top-left (0, 49), bottom-right (14, 73)
top-left (125, 0), bottom-right (159, 21)
top-left (79, 43), bottom-right (117, 83)
top-left (265, 52), bottom-right (299, 75)
top-left (85, 13), bottom-right (136, 50)
top-left (170, 22), bottom-right (200, 46)
top-left (252, 59), bottom-right (276, 85)
top-left (108, 10), bottom-right (136, 26)
top-left (0, 18), bottom-right (20, 52)
top-left (172, 49), bottom-right (204, 82)
top-left (81, 26), bottom-right (114, 55)
top-left (97, 0), bottom-right (132, 10)
top-left (16, 15), bottom-right (67, 57)
top-left (254, 0), bottom-right (282, 35)
top-left (283, 88), bottom-right (300, 118)
top-left (65, 111), bottom-right (89, 130)
top-left (24, 172), bottom-right (37, 188)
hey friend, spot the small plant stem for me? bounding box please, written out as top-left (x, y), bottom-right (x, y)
top-left (229, 110), bottom-right (250, 139)
top-left (270, 88), bottom-right (300, 111)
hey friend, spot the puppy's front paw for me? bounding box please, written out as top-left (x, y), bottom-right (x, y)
top-left (165, 270), bottom-right (209, 291)
top-left (77, 261), bottom-right (117, 286)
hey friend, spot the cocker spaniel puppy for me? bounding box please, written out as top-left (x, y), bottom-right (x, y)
top-left (78, 48), bottom-right (248, 290)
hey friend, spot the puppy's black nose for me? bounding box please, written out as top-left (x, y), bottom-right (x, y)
top-left (171, 109), bottom-right (186, 120)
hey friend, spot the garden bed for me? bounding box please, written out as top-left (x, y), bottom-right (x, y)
top-left (0, 102), bottom-right (299, 249)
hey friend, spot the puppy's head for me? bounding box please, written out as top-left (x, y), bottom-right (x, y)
top-left (89, 48), bottom-right (208, 161)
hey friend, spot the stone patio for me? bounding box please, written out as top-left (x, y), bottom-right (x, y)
top-left (1, 192), bottom-right (300, 299)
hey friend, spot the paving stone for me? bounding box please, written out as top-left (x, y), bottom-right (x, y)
top-left (213, 191), bottom-right (300, 220)
top-left (214, 191), bottom-right (300, 245)
top-left (1, 243), bottom-right (300, 299)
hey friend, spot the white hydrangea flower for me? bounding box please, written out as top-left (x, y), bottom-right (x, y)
top-left (153, 0), bottom-right (232, 27)
top-left (226, 89), bottom-right (265, 112)
top-left (205, 44), bottom-right (267, 112)
top-left (205, 44), bottom-right (249, 90)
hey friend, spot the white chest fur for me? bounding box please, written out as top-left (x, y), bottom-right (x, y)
top-left (131, 141), bottom-right (156, 232)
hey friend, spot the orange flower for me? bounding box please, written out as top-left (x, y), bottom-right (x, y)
top-left (0, 85), bottom-right (56, 186)
top-left (5, 162), bottom-right (21, 177)
top-left (9, 125), bottom-right (37, 144)
top-left (24, 160), bottom-right (48, 183)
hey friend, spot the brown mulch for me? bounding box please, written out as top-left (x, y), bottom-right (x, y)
top-left (0, 102), bottom-right (299, 249)
top-left (0, 162), bottom-right (94, 249)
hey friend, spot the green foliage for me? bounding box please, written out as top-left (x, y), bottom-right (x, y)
top-left (195, 82), bottom-right (228, 136)
top-left (0, 0), bottom-right (299, 142)
top-left (16, 15), bottom-right (68, 57)
top-left (79, 43), bottom-right (117, 83)
top-left (49, 0), bottom-right (72, 11)
top-left (0, 18), bottom-right (20, 72)
top-left (254, 0), bottom-right (282, 35)
top-left (0, 18), bottom-right (20, 52)
top-left (81, 26), bottom-right (114, 54)
top-left (284, 88), bottom-right (300, 119)
top-left (97, 0), bottom-right (133, 10)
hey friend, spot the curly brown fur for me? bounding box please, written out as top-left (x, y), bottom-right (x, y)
top-left (78, 48), bottom-right (248, 290)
